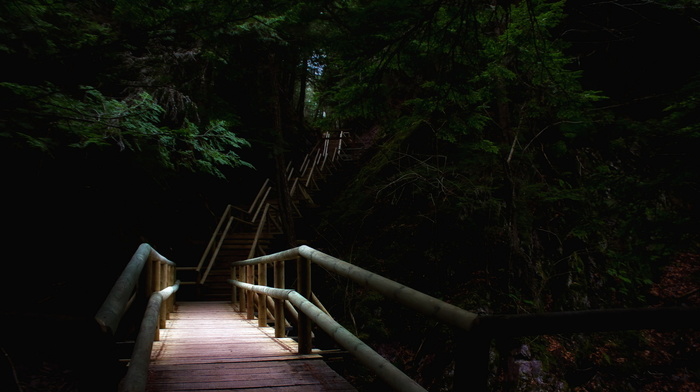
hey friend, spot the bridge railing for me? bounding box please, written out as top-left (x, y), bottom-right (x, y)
top-left (231, 245), bottom-right (700, 392)
top-left (230, 245), bottom-right (434, 392)
top-left (94, 243), bottom-right (180, 392)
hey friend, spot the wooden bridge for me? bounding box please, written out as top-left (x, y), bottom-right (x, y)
top-left (95, 131), bottom-right (374, 392)
top-left (93, 130), bottom-right (700, 392)
top-left (147, 301), bottom-right (356, 391)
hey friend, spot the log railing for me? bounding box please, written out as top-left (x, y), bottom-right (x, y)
top-left (231, 245), bottom-right (700, 392)
top-left (230, 245), bottom-right (472, 392)
top-left (94, 243), bottom-right (179, 392)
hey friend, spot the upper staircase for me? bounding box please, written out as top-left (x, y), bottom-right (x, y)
top-left (179, 130), bottom-right (359, 300)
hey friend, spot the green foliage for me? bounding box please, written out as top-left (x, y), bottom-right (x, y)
top-left (0, 0), bottom-right (114, 56)
top-left (1, 0), bottom-right (262, 180)
top-left (1, 82), bottom-right (251, 178)
top-left (162, 119), bottom-right (253, 179)
top-left (316, 0), bottom-right (700, 336)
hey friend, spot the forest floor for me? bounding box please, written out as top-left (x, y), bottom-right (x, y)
top-left (547, 252), bottom-right (700, 392)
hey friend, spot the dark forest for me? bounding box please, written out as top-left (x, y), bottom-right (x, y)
top-left (1, 1), bottom-right (699, 391)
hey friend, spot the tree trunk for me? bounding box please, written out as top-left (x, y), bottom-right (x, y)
top-left (492, 11), bottom-right (524, 291)
top-left (296, 58), bottom-right (308, 121)
top-left (269, 52), bottom-right (297, 248)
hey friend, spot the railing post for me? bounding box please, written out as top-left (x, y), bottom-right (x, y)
top-left (231, 265), bottom-right (237, 306)
top-left (454, 325), bottom-right (491, 392)
top-left (161, 260), bottom-right (168, 291)
top-left (153, 258), bottom-right (161, 294)
top-left (159, 261), bottom-right (168, 329)
top-left (297, 256), bottom-right (312, 354)
top-left (238, 266), bottom-right (246, 312)
top-left (274, 259), bottom-right (285, 337)
top-left (166, 264), bottom-right (174, 314)
top-left (153, 261), bottom-right (162, 341)
top-left (257, 262), bottom-right (267, 327)
top-left (146, 256), bottom-right (153, 294)
top-left (246, 264), bottom-right (255, 320)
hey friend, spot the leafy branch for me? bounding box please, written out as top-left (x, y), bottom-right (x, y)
top-left (1, 82), bottom-right (252, 177)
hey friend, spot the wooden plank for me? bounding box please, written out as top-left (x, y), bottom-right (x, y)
top-left (151, 362), bottom-right (343, 382)
top-left (148, 361), bottom-right (357, 391)
top-left (147, 301), bottom-right (356, 391)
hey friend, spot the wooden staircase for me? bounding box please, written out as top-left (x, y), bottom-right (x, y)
top-left (199, 232), bottom-right (276, 300)
top-left (179, 131), bottom-right (360, 301)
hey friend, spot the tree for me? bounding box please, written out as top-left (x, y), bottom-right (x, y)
top-left (310, 1), bottom-right (700, 388)
top-left (1, 0), bottom-right (253, 180)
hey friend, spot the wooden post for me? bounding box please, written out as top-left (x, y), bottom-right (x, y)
top-left (146, 257), bottom-right (153, 295)
top-left (145, 257), bottom-right (152, 296)
top-left (159, 262), bottom-right (167, 329)
top-left (153, 258), bottom-right (161, 294)
top-left (162, 262), bottom-right (169, 291)
top-left (231, 266), bottom-right (237, 306)
top-left (238, 267), bottom-right (246, 313)
top-left (274, 259), bottom-right (286, 337)
top-left (246, 264), bottom-right (255, 319)
top-left (167, 265), bottom-right (175, 314)
top-left (297, 256), bottom-right (312, 354)
top-left (454, 327), bottom-right (491, 392)
top-left (257, 263), bottom-right (267, 327)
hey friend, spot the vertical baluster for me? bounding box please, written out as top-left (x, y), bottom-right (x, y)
top-left (258, 262), bottom-right (267, 327)
top-left (274, 259), bottom-right (285, 337)
top-left (238, 266), bottom-right (246, 313)
top-left (159, 261), bottom-right (167, 329)
top-left (153, 258), bottom-right (161, 294)
top-left (297, 256), bottom-right (312, 354)
top-left (246, 264), bottom-right (255, 319)
top-left (231, 265), bottom-right (237, 307)
top-left (167, 264), bottom-right (175, 314)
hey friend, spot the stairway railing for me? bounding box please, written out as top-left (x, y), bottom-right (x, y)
top-left (230, 245), bottom-right (700, 392)
top-left (94, 243), bottom-right (180, 392)
top-left (194, 130), bottom-right (350, 286)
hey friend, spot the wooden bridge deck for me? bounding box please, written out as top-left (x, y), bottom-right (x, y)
top-left (147, 301), bottom-right (357, 392)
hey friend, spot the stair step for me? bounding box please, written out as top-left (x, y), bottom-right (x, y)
top-left (217, 245), bottom-right (259, 249)
top-left (221, 233), bottom-right (275, 239)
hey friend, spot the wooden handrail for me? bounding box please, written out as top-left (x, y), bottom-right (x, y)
top-left (230, 245), bottom-right (469, 391)
top-left (197, 179), bottom-right (270, 286)
top-left (230, 280), bottom-right (428, 392)
top-left (195, 204), bottom-right (232, 273)
top-left (95, 243), bottom-right (176, 336)
top-left (200, 214), bottom-right (234, 284)
top-left (94, 243), bottom-right (179, 392)
top-left (251, 185), bottom-right (271, 223)
top-left (119, 281), bottom-right (180, 392)
top-left (248, 178), bottom-right (270, 215)
top-left (299, 153), bottom-right (310, 178)
top-left (231, 245), bottom-right (700, 392)
top-left (232, 245), bottom-right (478, 330)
